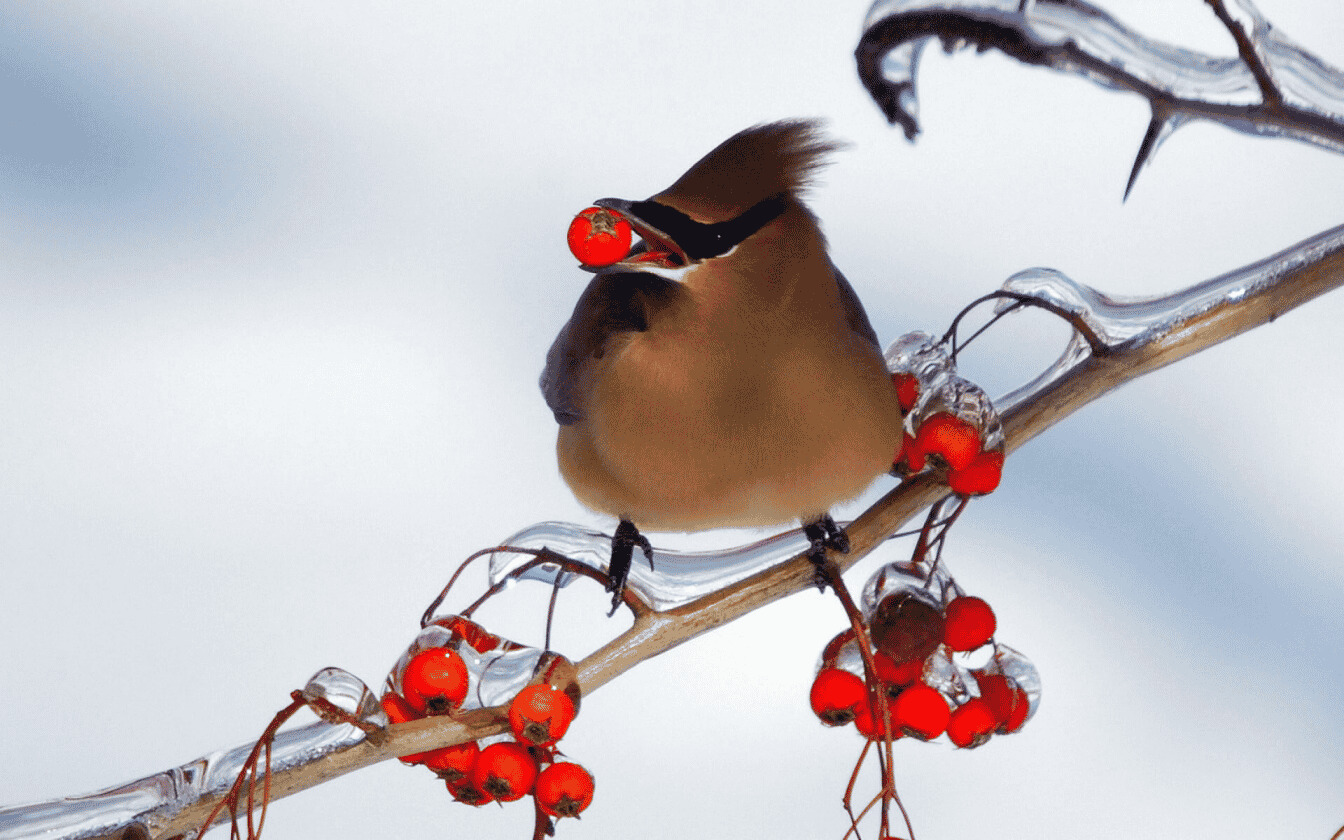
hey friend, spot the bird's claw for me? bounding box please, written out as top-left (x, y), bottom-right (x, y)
top-left (607, 519), bottom-right (653, 614)
top-left (803, 514), bottom-right (849, 592)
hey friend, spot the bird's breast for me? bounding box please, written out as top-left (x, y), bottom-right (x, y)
top-left (557, 308), bottom-right (902, 531)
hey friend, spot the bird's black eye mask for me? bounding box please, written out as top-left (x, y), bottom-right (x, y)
top-left (598, 193), bottom-right (787, 264)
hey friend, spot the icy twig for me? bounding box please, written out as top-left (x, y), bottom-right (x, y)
top-left (854, 0), bottom-right (1344, 196)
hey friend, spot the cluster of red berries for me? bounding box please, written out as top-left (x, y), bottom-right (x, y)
top-left (381, 617), bottom-right (595, 820)
top-left (886, 332), bottom-right (1005, 496)
top-left (810, 568), bottom-right (1036, 749)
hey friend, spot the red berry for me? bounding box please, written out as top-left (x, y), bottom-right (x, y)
top-left (853, 697), bottom-right (900, 741)
top-left (447, 617), bottom-right (501, 654)
top-left (948, 449), bottom-right (1004, 495)
top-left (891, 372), bottom-right (920, 412)
top-left (381, 692), bottom-right (435, 764)
top-left (873, 651), bottom-right (924, 690)
top-left (508, 683), bottom-right (577, 747)
top-left (914, 412), bottom-right (981, 471)
top-left (897, 431), bottom-right (922, 471)
top-left (422, 741), bottom-right (480, 782)
top-left (943, 596), bottom-right (996, 652)
top-left (534, 761), bottom-right (595, 818)
top-left (566, 206), bottom-right (633, 266)
top-left (870, 592), bottom-right (945, 665)
top-left (446, 777), bottom-right (495, 807)
top-left (381, 691), bottom-right (422, 725)
top-left (401, 647), bottom-right (470, 715)
top-left (974, 672), bottom-right (1030, 733)
top-left (809, 667), bottom-right (867, 726)
top-left (946, 698), bottom-right (997, 748)
top-left (470, 741), bottom-right (538, 802)
top-left (891, 684), bottom-right (950, 740)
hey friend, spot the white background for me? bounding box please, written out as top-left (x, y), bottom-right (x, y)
top-left (2, 2), bottom-right (1342, 839)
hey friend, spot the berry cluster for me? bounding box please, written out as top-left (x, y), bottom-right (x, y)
top-left (887, 332), bottom-right (1005, 496)
top-left (382, 616), bottom-right (595, 822)
top-left (810, 562), bottom-right (1038, 750)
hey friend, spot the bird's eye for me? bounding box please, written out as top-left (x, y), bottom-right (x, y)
top-left (567, 207), bottom-right (633, 267)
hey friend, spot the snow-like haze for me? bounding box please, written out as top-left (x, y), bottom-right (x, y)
top-left (1, 2), bottom-right (1341, 839)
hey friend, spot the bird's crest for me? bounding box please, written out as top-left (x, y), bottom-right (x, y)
top-left (655, 119), bottom-right (842, 220)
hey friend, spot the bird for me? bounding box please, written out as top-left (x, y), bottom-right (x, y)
top-left (541, 120), bottom-right (904, 609)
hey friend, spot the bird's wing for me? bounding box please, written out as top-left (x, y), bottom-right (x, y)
top-left (832, 264), bottom-right (882, 349)
top-left (541, 271), bottom-right (685, 425)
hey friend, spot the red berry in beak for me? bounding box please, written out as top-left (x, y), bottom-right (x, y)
top-left (567, 206), bottom-right (633, 266)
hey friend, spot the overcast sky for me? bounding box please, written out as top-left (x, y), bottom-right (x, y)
top-left (2, 2), bottom-right (1342, 839)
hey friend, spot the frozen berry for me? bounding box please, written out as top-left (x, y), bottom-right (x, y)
top-left (914, 412), bottom-right (981, 471)
top-left (946, 698), bottom-right (996, 748)
top-left (508, 683), bottom-right (577, 747)
top-left (401, 647), bottom-right (470, 715)
top-left (892, 684), bottom-right (950, 740)
top-left (810, 667), bottom-right (867, 726)
top-left (470, 741), bottom-right (538, 802)
top-left (873, 651), bottom-right (924, 692)
top-left (870, 592), bottom-right (945, 665)
top-left (974, 672), bottom-right (1030, 733)
top-left (381, 692), bottom-right (432, 765)
top-left (535, 761), bottom-right (595, 818)
top-left (943, 596), bottom-right (996, 652)
top-left (891, 372), bottom-right (920, 412)
top-left (948, 449), bottom-right (1004, 495)
top-left (422, 741), bottom-right (480, 783)
top-left (853, 697), bottom-right (899, 741)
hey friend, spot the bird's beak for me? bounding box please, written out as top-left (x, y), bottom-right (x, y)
top-left (592, 197), bottom-right (689, 271)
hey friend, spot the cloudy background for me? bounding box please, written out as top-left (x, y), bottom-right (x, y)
top-left (2, 2), bottom-right (1342, 838)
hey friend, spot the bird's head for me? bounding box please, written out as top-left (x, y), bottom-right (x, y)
top-left (566, 120), bottom-right (842, 276)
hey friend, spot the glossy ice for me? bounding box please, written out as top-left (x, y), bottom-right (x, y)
top-left (857, 0), bottom-right (1344, 159)
top-left (487, 521), bottom-right (817, 612)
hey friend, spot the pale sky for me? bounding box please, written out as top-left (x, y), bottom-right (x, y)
top-left (2, 2), bottom-right (1342, 839)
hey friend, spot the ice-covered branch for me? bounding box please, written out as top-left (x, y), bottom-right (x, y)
top-left (855, 0), bottom-right (1344, 195)
top-left (6, 217), bottom-right (1342, 840)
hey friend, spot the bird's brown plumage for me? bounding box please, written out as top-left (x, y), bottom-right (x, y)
top-left (543, 120), bottom-right (902, 532)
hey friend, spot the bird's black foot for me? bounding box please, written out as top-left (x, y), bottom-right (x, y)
top-left (803, 514), bottom-right (850, 592)
top-left (607, 519), bottom-right (653, 614)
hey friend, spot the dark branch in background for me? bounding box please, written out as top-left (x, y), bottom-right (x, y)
top-left (855, 0), bottom-right (1344, 197)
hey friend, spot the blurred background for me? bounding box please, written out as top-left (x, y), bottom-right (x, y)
top-left (2, 2), bottom-right (1342, 838)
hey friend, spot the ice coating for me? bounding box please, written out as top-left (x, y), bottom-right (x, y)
top-left (883, 332), bottom-right (1004, 450)
top-left (856, 0), bottom-right (1344, 160)
top-left (882, 330), bottom-right (951, 391)
top-left (488, 520), bottom-right (816, 612)
top-left (0, 719), bottom-right (364, 840)
top-left (862, 560), bottom-right (953, 612)
top-left (921, 375), bottom-right (1005, 452)
top-left (302, 667), bottom-right (387, 728)
top-left (922, 648), bottom-right (976, 706)
top-left (386, 616), bottom-right (550, 711)
top-left (988, 643), bottom-right (1042, 721)
top-left (993, 222), bottom-right (1344, 413)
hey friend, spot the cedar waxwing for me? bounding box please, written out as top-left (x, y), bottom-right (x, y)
top-left (541, 120), bottom-right (903, 608)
